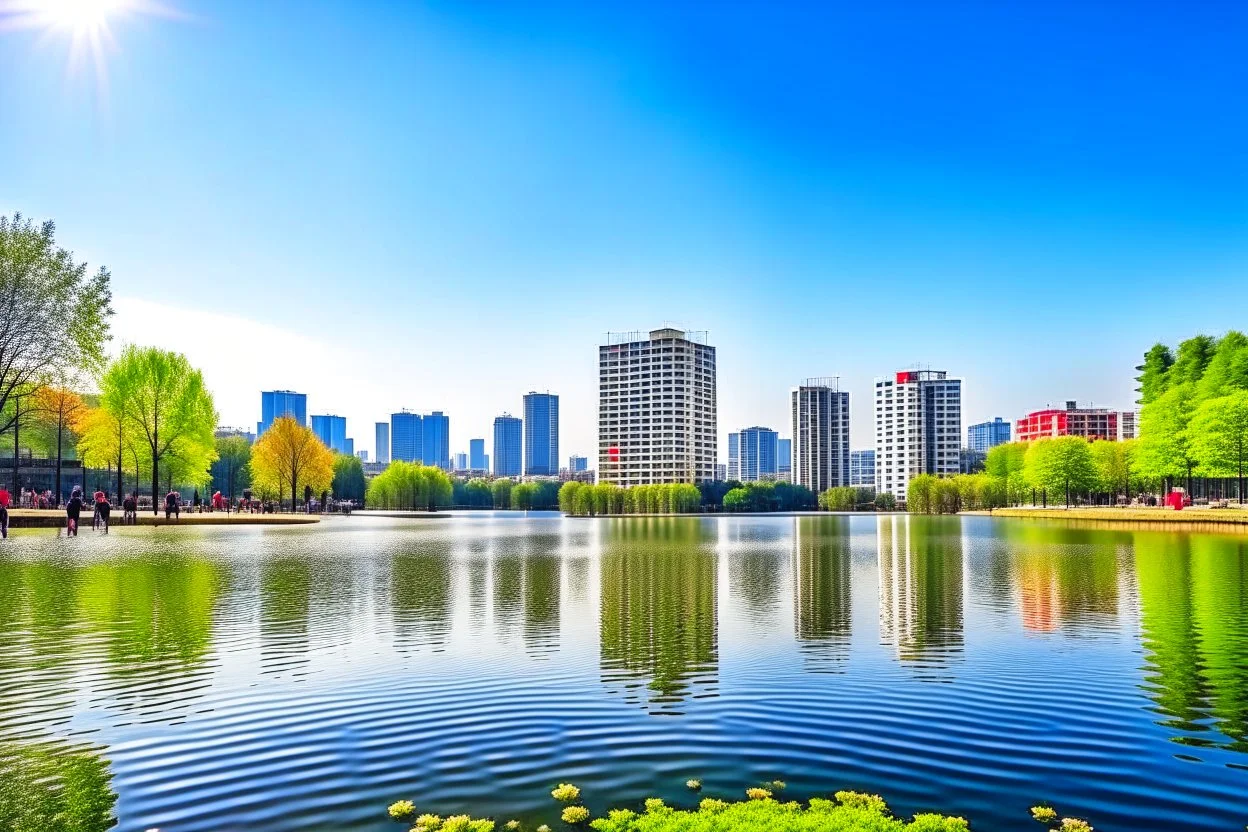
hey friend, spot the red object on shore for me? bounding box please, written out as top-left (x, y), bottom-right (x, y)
top-left (1165, 491), bottom-right (1185, 511)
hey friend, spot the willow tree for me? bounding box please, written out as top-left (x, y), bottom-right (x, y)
top-left (1024, 436), bottom-right (1097, 507)
top-left (0, 214), bottom-right (112, 485)
top-left (251, 416), bottom-right (333, 511)
top-left (102, 346), bottom-right (217, 512)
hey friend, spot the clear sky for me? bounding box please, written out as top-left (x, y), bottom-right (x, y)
top-left (3, 0), bottom-right (1246, 462)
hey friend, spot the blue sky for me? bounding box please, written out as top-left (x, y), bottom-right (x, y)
top-left (3, 0), bottom-right (1246, 461)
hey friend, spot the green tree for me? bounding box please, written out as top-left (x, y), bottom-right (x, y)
top-left (559, 481), bottom-right (583, 513)
top-left (491, 478), bottom-right (513, 509)
top-left (1189, 391), bottom-right (1248, 502)
top-left (906, 474), bottom-right (936, 514)
top-left (210, 434), bottom-right (252, 500)
top-left (1024, 436), bottom-right (1098, 506)
top-left (1136, 342), bottom-right (1174, 406)
top-left (1171, 334), bottom-right (1217, 386)
top-left (101, 346), bottom-right (217, 511)
top-left (0, 213), bottom-right (113, 446)
top-left (1135, 383), bottom-right (1199, 491)
top-left (722, 487), bottom-right (749, 512)
top-left (819, 486), bottom-right (856, 511)
top-left (1090, 439), bottom-right (1133, 503)
top-left (1196, 331), bottom-right (1248, 402)
top-left (365, 460), bottom-right (451, 510)
top-left (985, 441), bottom-right (1028, 505)
top-left (874, 491), bottom-right (896, 510)
top-left (331, 453), bottom-right (366, 502)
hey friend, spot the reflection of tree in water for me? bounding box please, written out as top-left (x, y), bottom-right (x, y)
top-left (523, 555), bottom-right (560, 657)
top-left (261, 557), bottom-right (313, 674)
top-left (877, 516), bottom-right (964, 674)
top-left (599, 519), bottom-right (717, 714)
top-left (391, 547), bottom-right (453, 654)
top-left (792, 516), bottom-right (851, 671)
top-left (1003, 525), bottom-right (1124, 634)
top-left (728, 539), bottom-right (784, 626)
top-left (1136, 533), bottom-right (1248, 754)
top-left (0, 738), bottom-right (116, 832)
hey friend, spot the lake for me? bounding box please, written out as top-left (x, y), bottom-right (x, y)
top-left (1, 513), bottom-right (1245, 831)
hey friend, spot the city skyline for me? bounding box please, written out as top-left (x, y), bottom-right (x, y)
top-left (5, 3), bottom-right (1235, 466)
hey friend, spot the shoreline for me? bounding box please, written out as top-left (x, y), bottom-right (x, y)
top-left (7, 509), bottom-right (320, 528)
top-left (976, 506), bottom-right (1248, 532)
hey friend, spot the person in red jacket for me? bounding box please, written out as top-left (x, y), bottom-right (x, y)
top-left (0, 485), bottom-right (10, 539)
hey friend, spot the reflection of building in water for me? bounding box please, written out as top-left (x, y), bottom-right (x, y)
top-left (1007, 524), bottom-right (1122, 634)
top-left (600, 519), bottom-right (718, 713)
top-left (1136, 533), bottom-right (1248, 755)
top-left (877, 515), bottom-right (964, 670)
top-left (792, 517), bottom-right (852, 671)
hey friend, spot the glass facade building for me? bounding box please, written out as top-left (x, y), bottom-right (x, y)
top-left (391, 411), bottom-right (423, 463)
top-left (469, 438), bottom-right (486, 470)
top-left (258, 390), bottom-right (306, 436)
top-left (493, 415), bottom-right (523, 477)
top-left (311, 414), bottom-right (348, 454)
top-left (375, 422), bottom-right (390, 465)
top-left (422, 411), bottom-right (451, 469)
top-left (849, 449), bottom-right (876, 486)
top-left (727, 426), bottom-right (779, 482)
top-left (523, 392), bottom-right (559, 476)
top-left (967, 417), bottom-right (1011, 452)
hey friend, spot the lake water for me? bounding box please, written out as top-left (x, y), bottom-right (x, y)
top-left (1, 514), bottom-right (1246, 831)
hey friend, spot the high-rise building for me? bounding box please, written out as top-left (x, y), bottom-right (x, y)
top-left (714, 463), bottom-right (727, 482)
top-left (777, 438), bottom-right (792, 482)
top-left (375, 422), bottom-right (390, 465)
top-left (258, 390), bottom-right (306, 436)
top-left (967, 417), bottom-right (1011, 452)
top-left (311, 414), bottom-right (349, 453)
top-left (727, 426), bottom-right (779, 482)
top-left (791, 379), bottom-right (850, 493)
top-left (523, 392), bottom-right (560, 475)
top-left (850, 449), bottom-right (876, 486)
top-left (726, 432), bottom-right (740, 480)
top-left (391, 411), bottom-right (423, 462)
top-left (598, 327), bottom-right (717, 486)
top-left (568, 455), bottom-right (588, 472)
top-left (357, 450), bottom-right (369, 462)
top-left (344, 437), bottom-right (354, 457)
top-left (875, 369), bottom-right (963, 502)
top-left (494, 415), bottom-right (523, 477)
top-left (454, 452), bottom-right (468, 470)
top-left (1016, 401), bottom-right (1126, 442)
top-left (469, 438), bottom-right (486, 471)
top-left (422, 411), bottom-right (451, 469)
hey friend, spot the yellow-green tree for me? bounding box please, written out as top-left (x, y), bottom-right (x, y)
top-left (251, 416), bottom-right (334, 510)
top-left (365, 460), bottom-right (451, 510)
top-left (1025, 436), bottom-right (1097, 506)
top-left (30, 385), bottom-right (86, 500)
top-left (1189, 391), bottom-right (1248, 502)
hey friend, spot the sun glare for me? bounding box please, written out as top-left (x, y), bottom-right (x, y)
top-left (37, 0), bottom-right (130, 30)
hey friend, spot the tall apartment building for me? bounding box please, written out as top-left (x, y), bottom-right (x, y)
top-left (258, 390), bottom-right (306, 436)
top-left (493, 415), bottom-right (523, 477)
top-left (375, 422), bottom-right (390, 465)
top-left (727, 426), bottom-right (779, 482)
top-left (791, 379), bottom-right (850, 493)
top-left (568, 455), bottom-right (588, 472)
top-left (453, 452), bottom-right (468, 470)
top-left (469, 438), bottom-right (486, 470)
top-left (777, 438), bottom-right (792, 482)
top-left (422, 411), bottom-right (451, 469)
top-left (1016, 401), bottom-right (1124, 442)
top-left (874, 369), bottom-right (962, 502)
top-left (523, 392), bottom-right (560, 475)
top-left (598, 328), bottom-right (717, 486)
top-left (967, 417), bottom-right (1011, 452)
top-left (311, 414), bottom-right (348, 453)
top-left (1120, 410), bottom-right (1138, 440)
top-left (850, 449), bottom-right (876, 487)
top-left (391, 411), bottom-right (423, 463)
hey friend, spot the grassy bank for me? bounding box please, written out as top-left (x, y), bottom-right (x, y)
top-left (8, 509), bottom-right (320, 528)
top-left (983, 506), bottom-right (1248, 531)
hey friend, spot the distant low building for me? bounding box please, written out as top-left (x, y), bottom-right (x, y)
top-left (357, 450), bottom-right (369, 462)
top-left (215, 426), bottom-right (256, 444)
top-left (967, 417), bottom-right (1011, 452)
top-left (849, 449), bottom-right (875, 486)
top-left (1017, 401), bottom-right (1128, 442)
top-left (568, 454), bottom-right (588, 472)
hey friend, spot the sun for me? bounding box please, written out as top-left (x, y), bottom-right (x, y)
top-left (34, 0), bottom-right (130, 31)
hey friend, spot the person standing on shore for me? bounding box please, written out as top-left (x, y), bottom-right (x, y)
top-left (123, 492), bottom-right (137, 525)
top-left (66, 488), bottom-right (83, 537)
top-left (0, 485), bottom-right (10, 539)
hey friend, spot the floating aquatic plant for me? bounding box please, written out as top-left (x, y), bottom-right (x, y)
top-left (562, 806), bottom-right (590, 824)
top-left (685, 779), bottom-right (701, 791)
top-left (389, 801), bottom-right (416, 820)
top-left (416, 815), bottom-right (444, 830)
top-left (1060, 820), bottom-right (1092, 832)
top-left (1031, 806), bottom-right (1058, 823)
top-left (536, 826), bottom-right (551, 832)
top-left (745, 788), bottom-right (772, 801)
top-left (770, 780), bottom-right (786, 791)
top-left (551, 784), bottom-right (581, 803)
top-left (504, 821), bottom-right (520, 831)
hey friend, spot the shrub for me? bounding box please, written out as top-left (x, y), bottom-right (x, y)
top-left (745, 788), bottom-right (772, 800)
top-left (1059, 820), bottom-right (1092, 832)
top-left (416, 815), bottom-right (444, 830)
top-left (551, 784), bottom-right (581, 803)
top-left (389, 801), bottom-right (416, 820)
top-left (562, 806), bottom-right (591, 824)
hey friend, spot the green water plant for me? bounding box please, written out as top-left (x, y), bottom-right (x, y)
top-left (552, 784), bottom-right (581, 803)
top-left (505, 821), bottom-right (521, 830)
top-left (745, 787), bottom-right (772, 801)
top-left (416, 814), bottom-right (444, 830)
top-left (562, 806), bottom-right (591, 824)
top-left (684, 779), bottom-right (701, 791)
top-left (389, 801), bottom-right (416, 820)
top-left (536, 825), bottom-right (551, 832)
top-left (1059, 820), bottom-right (1092, 832)
top-left (1031, 806), bottom-right (1058, 823)
top-left (589, 791), bottom-right (970, 832)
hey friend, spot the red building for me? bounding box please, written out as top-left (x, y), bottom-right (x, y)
top-left (1016, 401), bottom-right (1119, 442)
